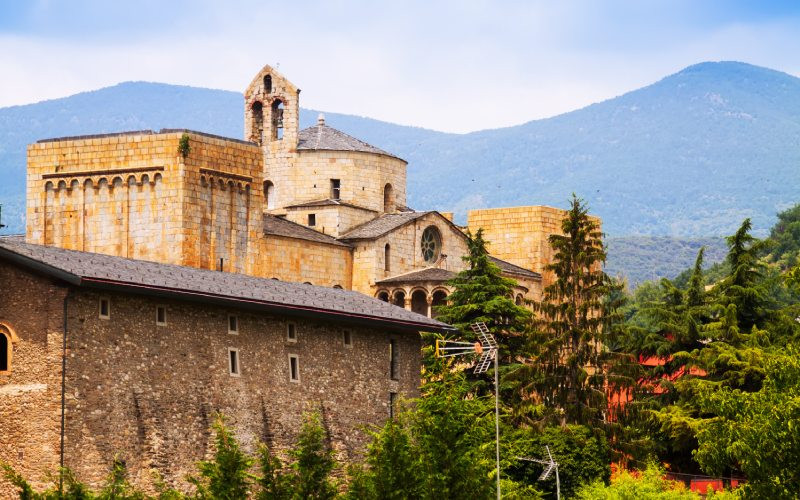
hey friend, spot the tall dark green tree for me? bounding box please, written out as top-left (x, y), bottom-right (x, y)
top-left (434, 228), bottom-right (530, 353)
top-left (189, 416), bottom-right (254, 500)
top-left (517, 195), bottom-right (626, 427)
top-left (287, 412), bottom-right (337, 500)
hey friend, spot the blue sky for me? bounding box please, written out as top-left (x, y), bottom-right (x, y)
top-left (1, 0), bottom-right (799, 132)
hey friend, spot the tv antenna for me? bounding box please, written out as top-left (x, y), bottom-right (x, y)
top-left (517, 445), bottom-right (561, 500)
top-left (435, 322), bottom-right (501, 500)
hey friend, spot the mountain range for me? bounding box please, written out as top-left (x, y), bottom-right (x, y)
top-left (0, 61), bottom-right (797, 283)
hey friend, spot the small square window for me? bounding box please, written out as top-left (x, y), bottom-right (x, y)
top-left (287, 323), bottom-right (297, 342)
top-left (228, 315), bottom-right (238, 335)
top-left (99, 298), bottom-right (110, 320)
top-left (308, 214), bottom-right (316, 226)
top-left (156, 306), bottom-right (167, 326)
top-left (228, 348), bottom-right (240, 376)
top-left (343, 330), bottom-right (352, 347)
top-left (289, 354), bottom-right (299, 382)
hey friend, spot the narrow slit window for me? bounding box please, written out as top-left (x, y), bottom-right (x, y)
top-left (343, 330), bottom-right (352, 347)
top-left (289, 355), bottom-right (299, 382)
top-left (287, 323), bottom-right (297, 342)
top-left (330, 179), bottom-right (341, 200)
top-left (389, 392), bottom-right (398, 419)
top-left (0, 333), bottom-right (9, 372)
top-left (99, 298), bottom-right (110, 319)
top-left (308, 214), bottom-right (316, 226)
top-left (156, 306), bottom-right (167, 326)
top-left (228, 315), bottom-right (238, 335)
top-left (389, 339), bottom-right (398, 380)
top-left (228, 348), bottom-right (240, 376)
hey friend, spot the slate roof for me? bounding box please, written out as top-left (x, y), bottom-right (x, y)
top-left (263, 215), bottom-right (351, 247)
top-left (0, 237), bottom-right (451, 333)
top-left (339, 212), bottom-right (431, 240)
top-left (284, 199), bottom-right (377, 213)
top-left (297, 124), bottom-right (403, 161)
top-left (489, 256), bottom-right (541, 279)
top-left (375, 267), bottom-right (456, 285)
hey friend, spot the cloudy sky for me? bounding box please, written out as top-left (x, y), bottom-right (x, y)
top-left (1, 0), bottom-right (799, 132)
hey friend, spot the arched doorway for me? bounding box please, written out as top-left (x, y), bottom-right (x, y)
top-left (411, 290), bottom-right (428, 317)
top-left (431, 290), bottom-right (448, 319)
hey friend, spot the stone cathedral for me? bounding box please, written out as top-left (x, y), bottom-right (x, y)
top-left (0, 65), bottom-right (586, 493)
top-left (25, 65), bottom-right (576, 314)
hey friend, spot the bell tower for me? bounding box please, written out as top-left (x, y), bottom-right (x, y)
top-left (243, 65), bottom-right (300, 150)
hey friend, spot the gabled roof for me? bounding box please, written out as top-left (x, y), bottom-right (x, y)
top-left (263, 215), bottom-right (351, 247)
top-left (489, 256), bottom-right (542, 280)
top-left (375, 267), bottom-right (456, 285)
top-left (0, 237), bottom-right (452, 333)
top-left (284, 199), bottom-right (377, 213)
top-left (297, 123), bottom-right (404, 162)
top-left (338, 212), bottom-right (431, 240)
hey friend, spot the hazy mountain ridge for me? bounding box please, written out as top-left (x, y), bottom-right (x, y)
top-left (0, 62), bottom-right (797, 285)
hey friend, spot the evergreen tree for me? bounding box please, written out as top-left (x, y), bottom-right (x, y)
top-left (255, 444), bottom-right (291, 500)
top-left (287, 412), bottom-right (337, 500)
top-left (188, 416), bottom-right (254, 500)
top-left (434, 228), bottom-right (531, 353)
top-left (517, 195), bottom-right (625, 427)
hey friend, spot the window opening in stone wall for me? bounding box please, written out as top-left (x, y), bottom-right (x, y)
top-left (289, 354), bottom-right (299, 382)
top-left (263, 180), bottom-right (275, 210)
top-left (421, 226), bottom-right (442, 264)
top-left (384, 244), bottom-right (391, 272)
top-left (218, 258), bottom-right (225, 272)
top-left (99, 297), bottom-right (110, 320)
top-left (333, 284), bottom-right (343, 289)
top-left (263, 75), bottom-right (272, 94)
top-left (228, 315), bottom-right (238, 335)
top-left (330, 179), bottom-right (341, 200)
top-left (378, 291), bottom-right (389, 302)
top-left (0, 332), bottom-right (9, 372)
top-left (287, 323), bottom-right (297, 342)
top-left (156, 306), bottom-right (167, 326)
top-left (515, 294), bottom-right (524, 306)
top-left (389, 392), bottom-right (397, 419)
top-left (411, 290), bottom-right (428, 317)
top-left (228, 348), bottom-right (240, 376)
top-left (251, 101), bottom-right (264, 144)
top-left (431, 290), bottom-right (448, 319)
top-left (271, 100), bottom-right (285, 140)
top-left (393, 291), bottom-right (405, 308)
top-left (343, 330), bottom-right (352, 347)
top-left (308, 214), bottom-right (316, 226)
top-left (389, 339), bottom-right (398, 380)
top-left (383, 183), bottom-right (394, 213)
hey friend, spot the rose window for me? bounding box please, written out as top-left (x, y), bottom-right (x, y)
top-left (421, 226), bottom-right (442, 263)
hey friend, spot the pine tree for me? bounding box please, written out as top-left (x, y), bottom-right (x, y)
top-left (434, 228), bottom-right (530, 354)
top-left (256, 444), bottom-right (291, 500)
top-left (520, 194), bottom-right (624, 427)
top-left (287, 412), bottom-right (337, 500)
top-left (188, 415), bottom-right (254, 500)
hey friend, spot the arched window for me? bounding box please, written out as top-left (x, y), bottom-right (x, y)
top-left (420, 226), bottom-right (442, 264)
top-left (263, 180), bottom-right (275, 209)
top-left (377, 291), bottom-right (390, 302)
top-left (251, 101), bottom-right (264, 144)
top-left (393, 291), bottom-right (406, 309)
top-left (431, 290), bottom-right (448, 319)
top-left (333, 285), bottom-right (343, 289)
top-left (515, 294), bottom-right (524, 306)
top-left (383, 184), bottom-right (394, 213)
top-left (271, 100), bottom-right (285, 140)
top-left (263, 75), bottom-right (272, 94)
top-left (384, 244), bottom-right (391, 272)
top-left (411, 290), bottom-right (428, 317)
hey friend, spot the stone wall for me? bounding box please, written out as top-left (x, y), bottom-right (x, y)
top-left (250, 235), bottom-right (353, 288)
top-left (284, 204), bottom-right (378, 238)
top-left (0, 264), bottom-right (68, 497)
top-left (0, 260), bottom-right (419, 494)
